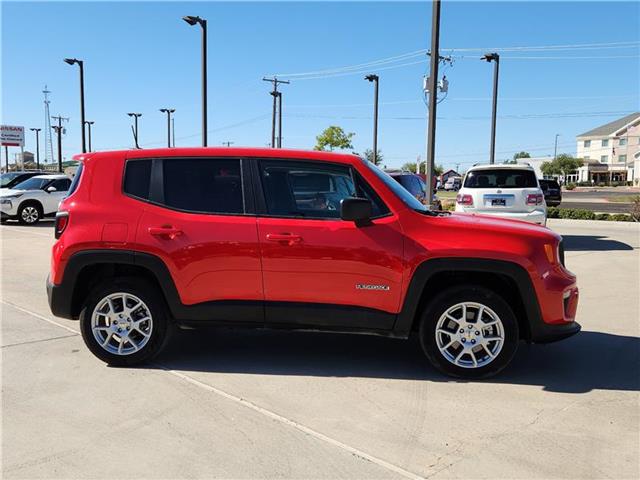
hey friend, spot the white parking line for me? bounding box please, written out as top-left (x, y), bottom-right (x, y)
top-left (2, 300), bottom-right (426, 480)
top-left (0, 226), bottom-right (53, 238)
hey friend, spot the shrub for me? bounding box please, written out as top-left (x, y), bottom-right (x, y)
top-left (547, 207), bottom-right (560, 218)
top-left (609, 213), bottom-right (632, 222)
top-left (630, 196), bottom-right (640, 222)
top-left (595, 213), bottom-right (610, 221)
top-left (565, 183), bottom-right (576, 190)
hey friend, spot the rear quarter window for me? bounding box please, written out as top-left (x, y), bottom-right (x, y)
top-left (67, 163), bottom-right (83, 196)
top-left (123, 159), bottom-right (152, 200)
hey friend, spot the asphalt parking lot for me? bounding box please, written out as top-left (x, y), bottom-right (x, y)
top-left (2, 219), bottom-right (639, 479)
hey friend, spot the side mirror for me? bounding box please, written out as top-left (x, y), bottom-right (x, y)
top-left (340, 197), bottom-right (372, 226)
top-left (46, 186), bottom-right (57, 193)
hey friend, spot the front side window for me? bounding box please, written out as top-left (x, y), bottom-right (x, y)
top-left (49, 178), bottom-right (71, 191)
top-left (163, 158), bottom-right (244, 214)
top-left (584, 140), bottom-right (591, 148)
top-left (260, 160), bottom-right (388, 219)
top-left (463, 169), bottom-right (538, 188)
top-left (602, 139), bottom-right (609, 147)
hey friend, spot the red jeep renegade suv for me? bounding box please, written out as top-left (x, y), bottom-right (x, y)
top-left (47, 148), bottom-right (580, 378)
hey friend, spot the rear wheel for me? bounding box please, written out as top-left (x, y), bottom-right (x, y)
top-left (18, 202), bottom-right (42, 225)
top-left (419, 285), bottom-right (519, 379)
top-left (79, 278), bottom-right (172, 366)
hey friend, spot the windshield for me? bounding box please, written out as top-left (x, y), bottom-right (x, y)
top-left (1, 173), bottom-right (21, 187)
top-left (464, 169), bottom-right (538, 189)
top-left (360, 159), bottom-right (428, 212)
top-left (11, 177), bottom-right (50, 191)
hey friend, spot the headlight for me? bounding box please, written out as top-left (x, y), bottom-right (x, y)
top-left (1, 194), bottom-right (22, 200)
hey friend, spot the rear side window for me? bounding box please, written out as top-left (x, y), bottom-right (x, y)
top-left (67, 163), bottom-right (83, 196)
top-left (50, 178), bottom-right (71, 191)
top-left (124, 160), bottom-right (152, 200)
top-left (162, 158), bottom-right (244, 214)
top-left (464, 169), bottom-right (538, 189)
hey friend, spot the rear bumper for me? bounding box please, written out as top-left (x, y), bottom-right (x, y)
top-left (47, 274), bottom-right (74, 319)
top-left (456, 207), bottom-right (547, 225)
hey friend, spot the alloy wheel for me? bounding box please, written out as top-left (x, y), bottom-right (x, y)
top-left (91, 292), bottom-right (153, 355)
top-left (434, 302), bottom-right (504, 368)
top-left (21, 206), bottom-right (39, 223)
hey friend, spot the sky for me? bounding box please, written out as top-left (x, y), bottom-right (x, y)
top-left (2, 1), bottom-right (639, 171)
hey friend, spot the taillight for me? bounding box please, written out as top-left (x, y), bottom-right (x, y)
top-left (527, 193), bottom-right (544, 205)
top-left (55, 212), bottom-right (69, 239)
top-left (456, 194), bottom-right (474, 206)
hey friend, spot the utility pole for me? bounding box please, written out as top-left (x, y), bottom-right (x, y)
top-left (30, 128), bottom-right (42, 169)
top-left (183, 16), bottom-right (208, 146)
top-left (482, 52), bottom-right (500, 164)
top-left (127, 113), bottom-right (142, 148)
top-left (4, 147), bottom-right (8, 172)
top-left (172, 117), bottom-right (176, 147)
top-left (159, 109), bottom-right (175, 148)
top-left (554, 134), bottom-right (560, 161)
top-left (424, 0), bottom-right (442, 209)
top-left (222, 141), bottom-right (234, 147)
top-left (365, 74), bottom-right (379, 164)
top-left (85, 121), bottom-right (94, 152)
top-left (277, 92), bottom-right (284, 148)
top-left (64, 58), bottom-right (86, 153)
top-left (455, 162), bottom-right (461, 173)
top-left (51, 115), bottom-right (68, 173)
top-left (262, 77), bottom-right (289, 148)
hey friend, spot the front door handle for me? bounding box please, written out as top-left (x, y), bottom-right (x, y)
top-left (266, 233), bottom-right (302, 245)
top-left (148, 226), bottom-right (183, 239)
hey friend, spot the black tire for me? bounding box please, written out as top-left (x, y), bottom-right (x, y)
top-left (419, 285), bottom-right (519, 379)
top-left (79, 277), bottom-right (173, 366)
top-left (17, 201), bottom-right (42, 225)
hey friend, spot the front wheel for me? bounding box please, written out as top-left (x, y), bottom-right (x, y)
top-left (79, 278), bottom-right (172, 366)
top-left (18, 202), bottom-right (41, 225)
top-left (419, 285), bottom-right (519, 379)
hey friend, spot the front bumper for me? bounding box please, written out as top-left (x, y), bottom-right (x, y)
top-left (529, 319), bottom-right (581, 343)
top-left (1, 201), bottom-right (18, 218)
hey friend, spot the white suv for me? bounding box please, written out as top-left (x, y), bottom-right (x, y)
top-left (455, 164), bottom-right (546, 225)
top-left (0, 174), bottom-right (71, 225)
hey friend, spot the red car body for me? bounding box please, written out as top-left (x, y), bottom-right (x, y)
top-left (48, 147), bottom-right (579, 376)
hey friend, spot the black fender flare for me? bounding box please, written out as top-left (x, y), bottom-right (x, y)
top-left (393, 258), bottom-right (542, 340)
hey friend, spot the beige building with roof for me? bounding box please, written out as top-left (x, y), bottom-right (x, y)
top-left (576, 112), bottom-right (640, 185)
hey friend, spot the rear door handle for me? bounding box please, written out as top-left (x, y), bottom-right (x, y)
top-left (266, 233), bottom-right (302, 245)
top-left (148, 226), bottom-right (183, 239)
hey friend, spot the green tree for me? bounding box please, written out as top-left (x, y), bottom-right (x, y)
top-left (541, 154), bottom-right (583, 178)
top-left (401, 162), bottom-right (443, 176)
top-left (363, 148), bottom-right (383, 166)
top-left (513, 151), bottom-right (531, 161)
top-left (314, 126), bottom-right (355, 151)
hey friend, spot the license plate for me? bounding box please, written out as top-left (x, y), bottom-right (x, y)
top-left (491, 198), bottom-right (506, 206)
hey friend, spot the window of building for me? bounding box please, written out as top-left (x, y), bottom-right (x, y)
top-left (600, 155), bottom-right (608, 163)
top-left (583, 140), bottom-right (591, 148)
top-left (619, 138), bottom-right (627, 146)
top-left (583, 155), bottom-right (590, 160)
top-left (162, 158), bottom-right (244, 214)
top-left (602, 139), bottom-right (609, 147)
top-left (618, 154), bottom-right (627, 163)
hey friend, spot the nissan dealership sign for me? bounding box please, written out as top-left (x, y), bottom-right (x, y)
top-left (1, 125), bottom-right (25, 147)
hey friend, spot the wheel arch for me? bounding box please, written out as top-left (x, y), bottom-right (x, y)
top-left (54, 250), bottom-right (182, 320)
top-left (394, 258), bottom-right (542, 341)
top-left (18, 198), bottom-right (44, 215)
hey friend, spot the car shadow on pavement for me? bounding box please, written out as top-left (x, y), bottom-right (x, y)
top-left (155, 328), bottom-right (639, 394)
top-left (562, 234), bottom-right (635, 251)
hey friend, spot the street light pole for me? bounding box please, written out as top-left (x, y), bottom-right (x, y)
top-left (85, 121), bottom-right (94, 152)
top-left (482, 52), bottom-right (500, 164)
top-left (127, 113), bottom-right (142, 148)
top-left (30, 128), bottom-right (41, 169)
top-left (554, 134), bottom-right (560, 160)
top-left (183, 15), bottom-right (208, 147)
top-left (64, 58), bottom-right (86, 153)
top-left (365, 74), bottom-right (379, 164)
top-left (425, 0), bottom-right (442, 209)
top-left (159, 108), bottom-right (175, 148)
top-left (277, 92), bottom-right (283, 148)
